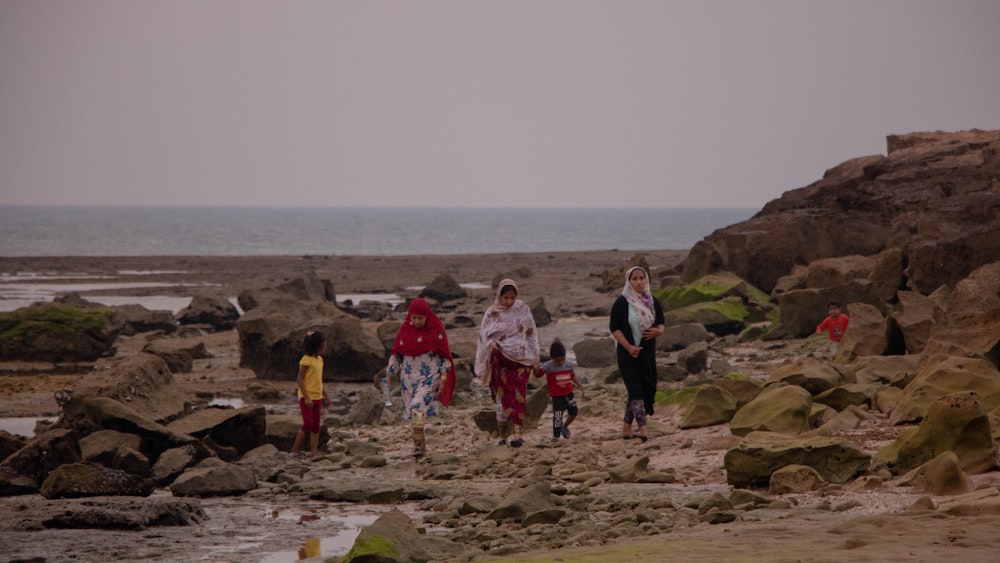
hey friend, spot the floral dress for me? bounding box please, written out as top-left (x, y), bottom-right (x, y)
top-left (386, 351), bottom-right (452, 420)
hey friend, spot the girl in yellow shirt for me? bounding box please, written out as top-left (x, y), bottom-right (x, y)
top-left (291, 331), bottom-right (329, 458)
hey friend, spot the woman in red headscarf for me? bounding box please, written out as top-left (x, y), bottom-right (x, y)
top-left (386, 298), bottom-right (455, 460)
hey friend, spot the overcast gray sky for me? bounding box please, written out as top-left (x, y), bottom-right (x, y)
top-left (2, 1), bottom-right (998, 209)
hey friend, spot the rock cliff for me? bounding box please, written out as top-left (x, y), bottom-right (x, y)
top-left (681, 129), bottom-right (1000, 295)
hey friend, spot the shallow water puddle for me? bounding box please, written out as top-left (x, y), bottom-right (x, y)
top-left (258, 509), bottom-right (379, 562)
top-left (0, 417), bottom-right (56, 437)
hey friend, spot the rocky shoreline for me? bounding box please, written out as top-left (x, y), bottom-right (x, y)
top-left (3, 248), bottom-right (1000, 562)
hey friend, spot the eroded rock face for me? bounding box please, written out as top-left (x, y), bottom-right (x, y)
top-left (879, 391), bottom-right (997, 476)
top-left (681, 130), bottom-right (1000, 295)
top-left (40, 462), bottom-right (156, 499)
top-left (236, 300), bottom-right (386, 382)
top-left (724, 431), bottom-right (871, 488)
top-left (176, 295), bottom-right (240, 330)
top-left (0, 302), bottom-right (120, 362)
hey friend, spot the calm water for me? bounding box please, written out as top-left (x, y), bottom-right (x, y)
top-left (0, 206), bottom-right (755, 256)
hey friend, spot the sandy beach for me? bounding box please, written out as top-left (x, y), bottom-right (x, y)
top-left (3, 250), bottom-right (1000, 562)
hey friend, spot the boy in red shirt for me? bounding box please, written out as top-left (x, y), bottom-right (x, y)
top-left (816, 301), bottom-right (850, 358)
top-left (536, 340), bottom-right (585, 442)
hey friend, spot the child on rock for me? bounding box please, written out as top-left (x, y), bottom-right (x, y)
top-left (536, 339), bottom-right (585, 442)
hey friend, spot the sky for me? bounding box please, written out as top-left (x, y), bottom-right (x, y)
top-left (1, 1), bottom-right (999, 210)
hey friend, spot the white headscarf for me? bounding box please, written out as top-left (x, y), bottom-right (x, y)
top-left (474, 279), bottom-right (540, 384)
top-left (622, 266), bottom-right (655, 332)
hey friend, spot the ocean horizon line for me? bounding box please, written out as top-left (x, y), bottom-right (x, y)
top-left (0, 206), bottom-right (752, 257)
top-left (0, 203), bottom-right (760, 212)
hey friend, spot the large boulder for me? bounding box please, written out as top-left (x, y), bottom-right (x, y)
top-left (418, 273), bottom-right (467, 302)
top-left (78, 429), bottom-right (144, 466)
top-left (64, 353), bottom-right (190, 423)
top-left (680, 385), bottom-right (739, 429)
top-left (237, 273), bottom-right (336, 312)
top-left (891, 354), bottom-right (1000, 424)
top-left (662, 296), bottom-right (751, 337)
top-left (166, 406), bottom-right (266, 456)
top-left (237, 300), bottom-right (385, 382)
top-left (169, 460), bottom-right (256, 497)
top-left (724, 431), bottom-right (871, 488)
top-left (889, 291), bottom-right (943, 354)
top-left (877, 391), bottom-right (997, 476)
top-left (851, 354), bottom-right (920, 387)
top-left (0, 302), bottom-right (120, 362)
top-left (766, 357), bottom-right (854, 395)
top-left (729, 384), bottom-right (812, 437)
top-left (60, 396), bottom-right (202, 462)
top-left (2, 428), bottom-right (81, 484)
top-left (680, 130), bottom-right (1000, 295)
top-left (111, 304), bottom-right (179, 336)
top-left (40, 462), bottom-right (156, 499)
top-left (343, 508), bottom-right (478, 563)
top-left (175, 295), bottom-right (240, 330)
top-left (141, 339), bottom-right (210, 374)
top-left (921, 309), bottom-right (1000, 369)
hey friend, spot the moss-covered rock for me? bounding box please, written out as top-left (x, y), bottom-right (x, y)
top-left (656, 272), bottom-right (758, 310)
top-left (0, 302), bottom-right (119, 362)
top-left (662, 297), bottom-right (749, 336)
top-left (654, 273), bottom-right (776, 337)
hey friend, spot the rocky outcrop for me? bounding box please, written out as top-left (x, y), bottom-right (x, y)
top-left (877, 391), bottom-right (997, 476)
top-left (141, 339), bottom-right (211, 373)
top-left (418, 273), bottom-right (467, 302)
top-left (0, 302), bottom-right (120, 362)
top-left (724, 431), bottom-right (871, 488)
top-left (64, 353), bottom-right (190, 423)
top-left (237, 273), bottom-right (336, 312)
top-left (729, 384), bottom-right (812, 437)
top-left (681, 129), bottom-right (1000, 295)
top-left (237, 299), bottom-right (385, 382)
top-left (175, 295), bottom-right (240, 330)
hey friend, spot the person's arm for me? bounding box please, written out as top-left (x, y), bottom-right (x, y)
top-left (612, 329), bottom-right (640, 358)
top-left (641, 299), bottom-right (666, 340)
top-left (571, 370), bottom-right (585, 398)
top-left (297, 364), bottom-right (312, 407)
top-left (816, 317), bottom-right (829, 334)
top-left (385, 354), bottom-right (399, 384)
top-left (610, 297), bottom-right (641, 357)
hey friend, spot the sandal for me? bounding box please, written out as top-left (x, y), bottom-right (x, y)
top-left (509, 438), bottom-right (524, 448)
top-left (638, 435), bottom-right (649, 443)
top-left (413, 448), bottom-right (426, 461)
top-left (498, 439), bottom-right (507, 446)
top-left (621, 434), bottom-right (634, 440)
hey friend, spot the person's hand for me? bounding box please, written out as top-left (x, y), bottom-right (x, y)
top-left (323, 396), bottom-right (331, 407)
top-left (629, 344), bottom-right (640, 358)
top-left (642, 326), bottom-right (663, 340)
top-left (303, 398), bottom-right (314, 407)
top-left (579, 387), bottom-right (586, 399)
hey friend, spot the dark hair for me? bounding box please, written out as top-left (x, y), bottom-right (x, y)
top-left (303, 331), bottom-right (326, 356)
top-left (500, 284), bottom-right (517, 296)
top-left (549, 339), bottom-right (566, 358)
top-left (827, 300), bottom-right (841, 309)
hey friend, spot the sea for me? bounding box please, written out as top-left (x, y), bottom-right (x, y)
top-left (0, 205), bottom-right (756, 257)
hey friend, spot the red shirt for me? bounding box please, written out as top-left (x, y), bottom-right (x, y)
top-left (539, 360), bottom-right (576, 397)
top-left (817, 314), bottom-right (850, 342)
